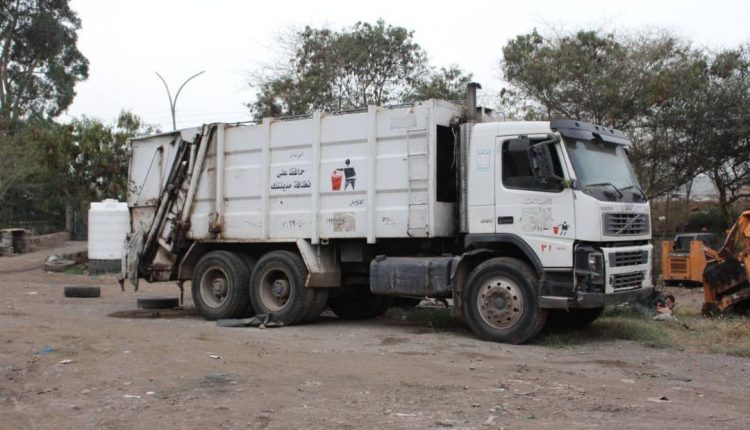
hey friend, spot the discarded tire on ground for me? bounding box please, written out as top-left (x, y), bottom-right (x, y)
top-left (45, 259), bottom-right (76, 273)
top-left (137, 297), bottom-right (180, 309)
top-left (463, 257), bottom-right (547, 344)
top-left (64, 286), bottom-right (101, 298)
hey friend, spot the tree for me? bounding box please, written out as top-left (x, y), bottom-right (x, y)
top-left (695, 48), bottom-right (750, 222)
top-left (45, 110), bottom-right (151, 204)
top-left (0, 0), bottom-right (89, 122)
top-left (500, 29), bottom-right (709, 199)
top-left (0, 120), bottom-right (38, 201)
top-left (1, 111), bottom-right (151, 226)
top-left (405, 66), bottom-right (473, 102)
top-left (248, 20), bottom-right (471, 118)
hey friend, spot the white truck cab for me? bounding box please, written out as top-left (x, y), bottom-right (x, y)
top-left (454, 117), bottom-right (652, 341)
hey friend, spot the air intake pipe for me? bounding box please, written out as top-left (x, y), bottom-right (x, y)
top-left (466, 82), bottom-right (482, 123)
top-left (459, 82), bottom-right (481, 232)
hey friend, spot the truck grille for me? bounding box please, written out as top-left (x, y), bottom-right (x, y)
top-left (612, 272), bottom-right (645, 290)
top-left (611, 250), bottom-right (648, 267)
top-left (602, 213), bottom-right (650, 236)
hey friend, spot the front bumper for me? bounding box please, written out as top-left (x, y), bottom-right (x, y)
top-left (539, 286), bottom-right (654, 309)
top-left (539, 242), bottom-right (654, 309)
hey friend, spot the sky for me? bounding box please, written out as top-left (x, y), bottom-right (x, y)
top-left (65, 0), bottom-right (750, 131)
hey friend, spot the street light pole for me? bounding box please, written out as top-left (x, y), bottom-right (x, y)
top-left (155, 70), bottom-right (205, 130)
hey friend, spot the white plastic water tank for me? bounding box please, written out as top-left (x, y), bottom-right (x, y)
top-left (88, 199), bottom-right (130, 260)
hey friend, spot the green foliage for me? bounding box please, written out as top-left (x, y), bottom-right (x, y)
top-left (685, 206), bottom-right (734, 234)
top-left (383, 306), bottom-right (465, 329)
top-left (500, 29), bottom-right (750, 209)
top-left (503, 29), bottom-right (636, 127)
top-left (1, 111), bottom-right (150, 226)
top-left (0, 117), bottom-right (36, 199)
top-left (248, 20), bottom-right (472, 118)
top-left (536, 315), bottom-right (675, 349)
top-left (405, 66), bottom-right (473, 102)
top-left (537, 307), bottom-right (750, 357)
top-left (0, 0), bottom-right (89, 121)
top-left (696, 47), bottom-right (750, 222)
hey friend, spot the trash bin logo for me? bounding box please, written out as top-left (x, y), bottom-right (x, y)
top-left (331, 169), bottom-right (343, 191)
top-left (332, 159), bottom-right (356, 191)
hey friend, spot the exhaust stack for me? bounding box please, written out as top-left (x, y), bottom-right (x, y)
top-left (466, 82), bottom-right (482, 122)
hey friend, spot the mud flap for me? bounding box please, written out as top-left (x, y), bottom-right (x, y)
top-left (119, 229), bottom-right (144, 291)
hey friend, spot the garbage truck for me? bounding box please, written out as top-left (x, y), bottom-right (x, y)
top-left (121, 83), bottom-right (653, 343)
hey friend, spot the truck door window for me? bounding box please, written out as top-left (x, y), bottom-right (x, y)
top-left (502, 139), bottom-right (564, 192)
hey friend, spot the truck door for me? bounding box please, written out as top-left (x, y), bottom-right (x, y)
top-left (494, 136), bottom-right (576, 268)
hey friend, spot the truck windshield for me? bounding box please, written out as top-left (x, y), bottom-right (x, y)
top-left (564, 139), bottom-right (643, 200)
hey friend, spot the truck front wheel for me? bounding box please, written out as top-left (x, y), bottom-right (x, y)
top-left (249, 250), bottom-right (327, 325)
top-left (192, 251), bottom-right (251, 320)
top-left (463, 257), bottom-right (547, 344)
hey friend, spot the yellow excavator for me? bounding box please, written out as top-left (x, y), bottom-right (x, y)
top-left (701, 211), bottom-right (750, 317)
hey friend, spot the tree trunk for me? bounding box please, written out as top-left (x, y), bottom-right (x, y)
top-left (713, 172), bottom-right (732, 227)
top-left (684, 177), bottom-right (693, 231)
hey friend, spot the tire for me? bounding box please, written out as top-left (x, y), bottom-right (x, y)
top-left (64, 286), bottom-right (101, 298)
top-left (463, 257), bottom-right (547, 344)
top-left (137, 297), bottom-right (180, 310)
top-left (237, 253), bottom-right (258, 317)
top-left (191, 251), bottom-right (251, 320)
top-left (546, 307), bottom-right (604, 329)
top-left (299, 288), bottom-right (330, 323)
top-left (329, 285), bottom-right (393, 319)
top-left (249, 250), bottom-right (319, 325)
top-left (45, 259), bottom-right (75, 273)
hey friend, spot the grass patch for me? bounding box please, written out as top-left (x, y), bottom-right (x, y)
top-left (536, 307), bottom-right (750, 357)
top-left (536, 315), bottom-right (677, 349)
top-left (64, 264), bottom-right (87, 275)
top-left (383, 306), bottom-right (465, 330)
top-left (380, 288), bottom-right (750, 357)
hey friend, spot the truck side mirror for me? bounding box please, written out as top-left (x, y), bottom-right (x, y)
top-left (507, 137), bottom-right (530, 153)
top-left (528, 139), bottom-right (561, 182)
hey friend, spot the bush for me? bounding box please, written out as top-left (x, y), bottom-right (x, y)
top-left (685, 206), bottom-right (737, 234)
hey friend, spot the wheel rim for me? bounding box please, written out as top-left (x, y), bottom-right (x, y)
top-left (476, 276), bottom-right (524, 330)
top-left (259, 268), bottom-right (293, 312)
top-left (199, 267), bottom-right (230, 308)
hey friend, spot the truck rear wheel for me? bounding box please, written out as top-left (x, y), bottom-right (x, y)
top-left (463, 257), bottom-right (547, 344)
top-left (192, 251), bottom-right (251, 320)
top-left (249, 250), bottom-right (325, 325)
top-left (299, 286), bottom-right (329, 323)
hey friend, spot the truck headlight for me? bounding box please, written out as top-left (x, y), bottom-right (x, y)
top-left (574, 246), bottom-right (605, 286)
top-left (587, 252), bottom-right (604, 284)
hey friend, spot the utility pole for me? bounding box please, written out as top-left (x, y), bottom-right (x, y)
top-left (155, 70), bottom-right (205, 130)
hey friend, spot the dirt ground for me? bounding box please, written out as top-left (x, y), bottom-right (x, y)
top-left (1, 243), bottom-right (749, 429)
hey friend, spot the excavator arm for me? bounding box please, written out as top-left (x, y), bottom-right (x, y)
top-left (702, 211), bottom-right (750, 317)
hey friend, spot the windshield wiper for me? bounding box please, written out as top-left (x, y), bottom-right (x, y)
top-left (584, 182), bottom-right (623, 199)
top-left (621, 184), bottom-right (647, 200)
